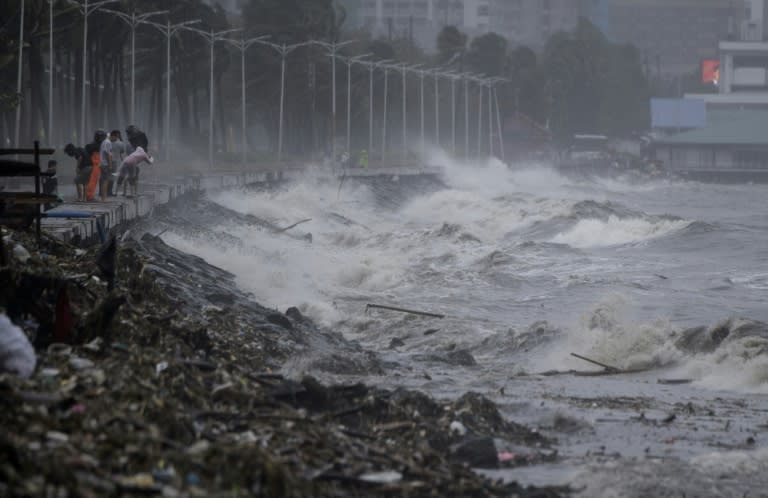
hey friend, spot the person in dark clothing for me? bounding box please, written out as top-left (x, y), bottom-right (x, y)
top-left (64, 143), bottom-right (91, 202)
top-left (125, 125), bottom-right (149, 152)
top-left (42, 159), bottom-right (59, 210)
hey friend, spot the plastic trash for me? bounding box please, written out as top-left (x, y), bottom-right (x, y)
top-left (0, 314), bottom-right (36, 378)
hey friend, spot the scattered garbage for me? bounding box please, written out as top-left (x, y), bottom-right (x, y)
top-left (0, 227), bottom-right (561, 498)
top-left (0, 313), bottom-right (36, 377)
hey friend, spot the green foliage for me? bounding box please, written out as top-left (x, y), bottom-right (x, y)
top-left (538, 19), bottom-right (650, 143)
top-left (465, 32), bottom-right (508, 77)
top-left (436, 25), bottom-right (466, 65)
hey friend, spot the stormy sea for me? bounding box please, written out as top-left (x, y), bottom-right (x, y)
top-left (150, 154), bottom-right (768, 497)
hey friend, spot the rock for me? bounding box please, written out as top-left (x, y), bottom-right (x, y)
top-left (446, 349), bottom-right (477, 367)
top-left (388, 338), bottom-right (405, 349)
top-left (285, 307), bottom-right (304, 322)
top-left (0, 313), bottom-right (36, 378)
top-left (450, 436), bottom-right (498, 468)
top-left (266, 313), bottom-right (293, 330)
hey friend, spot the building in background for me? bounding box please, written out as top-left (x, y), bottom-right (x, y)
top-left (354, 0), bottom-right (582, 52)
top-left (653, 1), bottom-right (768, 178)
top-left (608, 0), bottom-right (739, 79)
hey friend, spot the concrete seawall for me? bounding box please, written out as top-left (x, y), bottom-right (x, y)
top-left (41, 165), bottom-right (443, 244)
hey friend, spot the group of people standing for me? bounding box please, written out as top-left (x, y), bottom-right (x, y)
top-left (63, 125), bottom-right (153, 202)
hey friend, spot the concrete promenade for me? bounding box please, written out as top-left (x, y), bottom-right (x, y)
top-left (39, 163), bottom-right (443, 244)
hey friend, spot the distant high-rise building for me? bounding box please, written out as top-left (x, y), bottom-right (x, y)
top-left (607, 0), bottom-right (740, 78)
top-left (355, 0), bottom-right (581, 52)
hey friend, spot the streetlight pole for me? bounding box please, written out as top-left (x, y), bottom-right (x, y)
top-left (476, 77), bottom-right (485, 158)
top-left (381, 64), bottom-right (390, 162)
top-left (464, 74), bottom-right (470, 160)
top-left (343, 53), bottom-right (372, 160)
top-left (15, 0), bottom-right (24, 148)
top-left (450, 74), bottom-right (458, 156)
top-left (223, 35), bottom-right (270, 168)
top-left (361, 59), bottom-right (391, 163)
top-left (68, 0), bottom-right (119, 145)
top-left (418, 69), bottom-right (425, 158)
top-left (144, 19), bottom-right (200, 161)
top-left (312, 40), bottom-right (355, 166)
top-left (433, 69), bottom-right (440, 147)
top-left (493, 84), bottom-right (505, 162)
top-left (102, 8), bottom-right (168, 125)
top-left (250, 41), bottom-right (312, 162)
top-left (48, 0), bottom-right (52, 144)
top-left (184, 27), bottom-right (240, 170)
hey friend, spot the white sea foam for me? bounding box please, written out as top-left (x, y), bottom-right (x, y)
top-left (551, 215), bottom-right (690, 248)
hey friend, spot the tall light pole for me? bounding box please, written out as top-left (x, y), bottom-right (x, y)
top-left (15, 0), bottom-right (25, 148)
top-left (392, 63), bottom-right (412, 164)
top-left (68, 0), bottom-right (119, 144)
top-left (464, 74), bottom-right (470, 160)
top-left (184, 27), bottom-right (241, 170)
top-left (144, 19), bottom-right (200, 161)
top-left (476, 77), bottom-right (485, 158)
top-left (312, 40), bottom-right (356, 166)
top-left (381, 64), bottom-right (390, 162)
top-left (48, 0), bottom-right (52, 144)
top-left (223, 35), bottom-right (270, 168)
top-left (490, 78), bottom-right (508, 162)
top-left (359, 59), bottom-right (392, 162)
top-left (102, 8), bottom-right (168, 125)
top-left (417, 69), bottom-right (426, 158)
top-left (342, 53), bottom-right (372, 160)
top-left (450, 73), bottom-right (459, 156)
top-left (433, 69), bottom-right (440, 147)
top-left (250, 41), bottom-right (313, 162)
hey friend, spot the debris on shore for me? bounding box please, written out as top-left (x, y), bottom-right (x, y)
top-left (0, 227), bottom-right (564, 497)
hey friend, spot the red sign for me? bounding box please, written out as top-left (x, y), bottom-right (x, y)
top-left (702, 59), bottom-right (720, 84)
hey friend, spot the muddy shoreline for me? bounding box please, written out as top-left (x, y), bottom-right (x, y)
top-left (0, 216), bottom-right (564, 497)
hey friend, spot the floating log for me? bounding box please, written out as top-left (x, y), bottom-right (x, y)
top-left (275, 218), bottom-right (312, 233)
top-left (365, 303), bottom-right (445, 319)
top-left (570, 353), bottom-right (620, 373)
top-left (657, 378), bottom-right (693, 385)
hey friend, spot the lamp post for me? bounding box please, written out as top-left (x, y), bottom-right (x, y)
top-left (101, 8), bottom-right (168, 125)
top-left (381, 63), bottom-right (390, 162)
top-left (180, 26), bottom-right (240, 169)
top-left (449, 73), bottom-right (459, 156)
top-left (342, 53), bottom-right (372, 159)
top-left (48, 0), bottom-right (52, 144)
top-left (489, 78), bottom-right (508, 162)
top-left (312, 40), bottom-right (356, 166)
top-left (143, 19), bottom-right (200, 161)
top-left (223, 35), bottom-right (270, 168)
top-left (433, 69), bottom-right (440, 147)
top-left (358, 59), bottom-right (392, 162)
top-left (14, 0), bottom-right (25, 148)
top-left (392, 63), bottom-right (415, 164)
top-left (250, 40), bottom-right (313, 162)
top-left (67, 0), bottom-right (119, 144)
top-left (417, 68), bottom-right (426, 158)
top-left (464, 74), bottom-right (470, 159)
